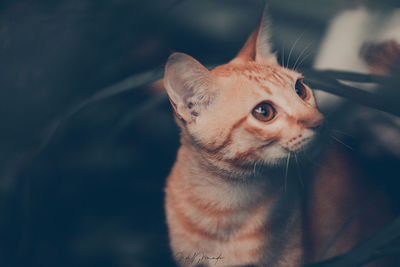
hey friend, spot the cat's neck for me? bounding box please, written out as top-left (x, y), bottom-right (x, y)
top-left (172, 144), bottom-right (301, 210)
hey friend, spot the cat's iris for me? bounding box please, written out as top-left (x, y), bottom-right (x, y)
top-left (252, 102), bottom-right (276, 122)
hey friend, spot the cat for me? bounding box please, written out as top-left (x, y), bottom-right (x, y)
top-left (163, 6), bottom-right (392, 267)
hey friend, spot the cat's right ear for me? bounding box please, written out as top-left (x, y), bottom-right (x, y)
top-left (164, 52), bottom-right (215, 123)
top-left (233, 5), bottom-right (278, 65)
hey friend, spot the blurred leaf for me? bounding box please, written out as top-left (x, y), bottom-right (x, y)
top-left (37, 67), bottom-right (164, 154)
top-left (312, 70), bottom-right (390, 84)
top-left (303, 69), bottom-right (400, 117)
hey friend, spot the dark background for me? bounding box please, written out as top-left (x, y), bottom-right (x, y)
top-left (1, 0), bottom-right (400, 266)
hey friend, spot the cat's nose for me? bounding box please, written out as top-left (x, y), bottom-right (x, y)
top-left (310, 120), bottom-right (325, 131)
top-left (298, 112), bottom-right (324, 129)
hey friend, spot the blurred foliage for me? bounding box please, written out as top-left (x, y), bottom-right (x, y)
top-left (304, 70), bottom-right (400, 117)
top-left (305, 215), bottom-right (400, 267)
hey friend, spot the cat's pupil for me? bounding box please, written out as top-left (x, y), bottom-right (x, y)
top-left (257, 107), bottom-right (267, 116)
top-left (295, 80), bottom-right (302, 95)
top-left (295, 86), bottom-right (301, 95)
top-left (294, 79), bottom-right (307, 99)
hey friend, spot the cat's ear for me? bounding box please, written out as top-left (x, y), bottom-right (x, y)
top-left (164, 52), bottom-right (215, 123)
top-left (234, 6), bottom-right (278, 65)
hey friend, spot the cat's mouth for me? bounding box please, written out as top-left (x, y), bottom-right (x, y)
top-left (280, 122), bottom-right (326, 153)
top-left (281, 136), bottom-right (313, 152)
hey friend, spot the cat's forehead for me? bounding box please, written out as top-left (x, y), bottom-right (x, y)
top-left (212, 62), bottom-right (300, 89)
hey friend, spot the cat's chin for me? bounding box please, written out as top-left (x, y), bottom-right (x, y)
top-left (261, 155), bottom-right (291, 169)
top-left (258, 145), bottom-right (291, 167)
top-left (259, 136), bottom-right (322, 168)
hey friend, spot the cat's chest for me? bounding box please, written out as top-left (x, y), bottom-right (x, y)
top-left (167, 191), bottom-right (273, 266)
top-left (167, 182), bottom-right (301, 267)
top-left (166, 157), bottom-right (303, 266)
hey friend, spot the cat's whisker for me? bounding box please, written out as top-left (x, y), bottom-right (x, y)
top-left (330, 129), bottom-right (354, 138)
top-left (281, 43), bottom-right (285, 67)
top-left (253, 161), bottom-right (258, 177)
top-left (293, 152), bottom-right (304, 188)
top-left (330, 135), bottom-right (354, 150)
top-left (293, 41), bottom-right (313, 71)
top-left (284, 152), bottom-right (291, 193)
top-left (286, 31), bottom-right (305, 69)
top-left (295, 51), bottom-right (312, 71)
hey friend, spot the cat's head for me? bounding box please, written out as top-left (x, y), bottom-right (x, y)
top-left (164, 7), bottom-right (324, 168)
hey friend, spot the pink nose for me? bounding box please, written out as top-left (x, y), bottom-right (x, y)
top-left (298, 112), bottom-right (324, 129)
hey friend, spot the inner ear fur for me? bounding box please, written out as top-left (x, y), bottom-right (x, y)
top-left (164, 52), bottom-right (215, 123)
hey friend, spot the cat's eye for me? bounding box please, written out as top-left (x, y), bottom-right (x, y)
top-left (294, 78), bottom-right (308, 100)
top-left (252, 102), bottom-right (276, 122)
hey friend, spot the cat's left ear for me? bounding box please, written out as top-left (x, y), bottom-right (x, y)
top-left (233, 6), bottom-right (278, 65)
top-left (164, 52), bottom-right (215, 123)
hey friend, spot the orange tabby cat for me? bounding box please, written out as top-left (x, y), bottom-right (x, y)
top-left (164, 6), bottom-right (391, 267)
